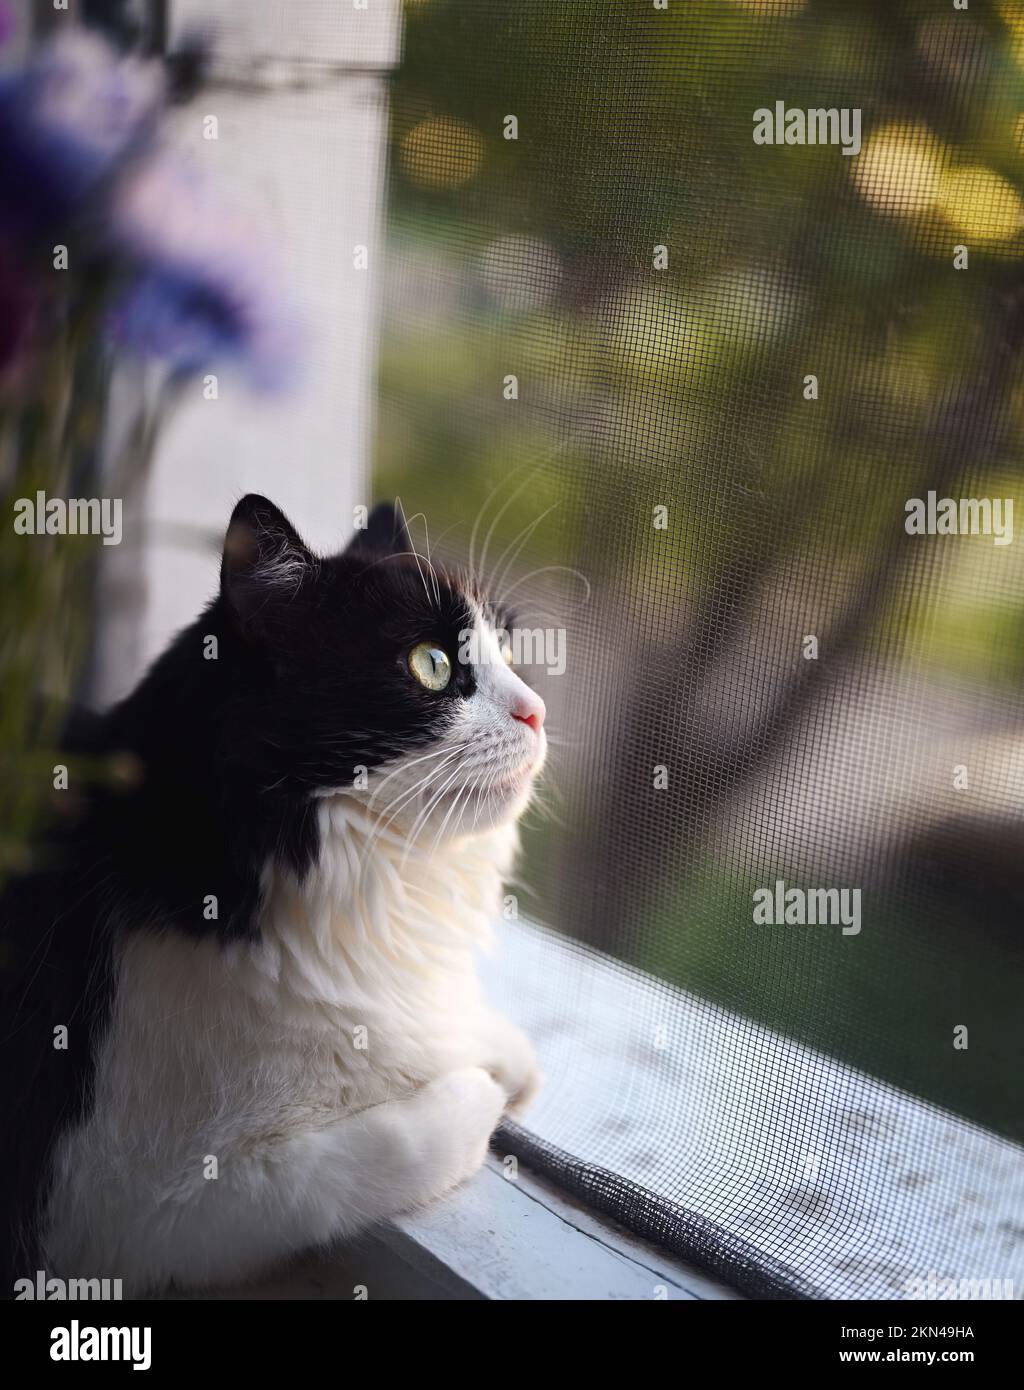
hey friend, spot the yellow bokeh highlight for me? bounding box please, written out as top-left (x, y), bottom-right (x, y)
top-left (725, 0), bottom-right (807, 14)
top-left (851, 122), bottom-right (949, 216)
top-left (400, 116), bottom-right (484, 190)
top-left (936, 166), bottom-right (1024, 242)
top-left (999, 2), bottom-right (1024, 68)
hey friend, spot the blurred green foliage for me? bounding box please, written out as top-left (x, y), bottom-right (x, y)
top-left (0, 303), bottom-right (108, 878)
top-left (382, 0), bottom-right (1024, 679)
top-left (378, 0), bottom-right (1024, 1136)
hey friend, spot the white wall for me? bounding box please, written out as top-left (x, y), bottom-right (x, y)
top-left (93, 0), bottom-right (400, 704)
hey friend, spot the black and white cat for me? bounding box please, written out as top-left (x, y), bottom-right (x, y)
top-left (1, 496), bottom-right (545, 1295)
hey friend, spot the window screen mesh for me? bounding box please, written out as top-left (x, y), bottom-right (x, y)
top-left (377, 1), bottom-right (1023, 1299)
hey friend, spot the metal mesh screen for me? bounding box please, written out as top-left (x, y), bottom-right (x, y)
top-left (377, 0), bottom-right (1024, 1299)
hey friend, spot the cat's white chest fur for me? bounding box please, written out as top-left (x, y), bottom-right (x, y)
top-left (42, 800), bottom-right (538, 1293)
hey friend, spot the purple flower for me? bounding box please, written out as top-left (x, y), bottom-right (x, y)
top-left (107, 156), bottom-right (298, 390)
top-left (0, 32), bottom-right (298, 391)
top-left (109, 264), bottom-right (296, 390)
top-left (0, 31), bottom-right (163, 237)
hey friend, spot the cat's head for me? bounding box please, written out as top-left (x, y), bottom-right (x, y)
top-left (219, 494), bottom-right (547, 849)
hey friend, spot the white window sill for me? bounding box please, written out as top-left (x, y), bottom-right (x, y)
top-left (202, 919), bottom-right (1020, 1300)
top-left (205, 1156), bottom-right (739, 1301)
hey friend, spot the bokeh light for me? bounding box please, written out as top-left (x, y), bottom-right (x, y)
top-left (936, 165), bottom-right (1024, 242)
top-left (724, 0), bottom-right (807, 15)
top-left (400, 115), bottom-right (483, 190)
top-left (477, 236), bottom-right (563, 312)
top-left (851, 122), bottom-right (951, 217)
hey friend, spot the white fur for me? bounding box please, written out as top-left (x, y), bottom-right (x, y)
top-left (42, 613), bottom-right (545, 1294)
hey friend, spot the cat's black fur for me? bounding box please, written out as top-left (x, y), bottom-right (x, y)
top-left (0, 496), bottom-right (478, 1293)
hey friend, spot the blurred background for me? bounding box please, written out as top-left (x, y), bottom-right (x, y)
top-left (378, 0), bottom-right (1024, 1145)
top-left (1, 0), bottom-right (1021, 1293)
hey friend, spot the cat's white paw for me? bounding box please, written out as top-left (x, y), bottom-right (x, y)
top-left (481, 1016), bottom-right (544, 1116)
top-left (398, 1066), bottom-right (505, 1210)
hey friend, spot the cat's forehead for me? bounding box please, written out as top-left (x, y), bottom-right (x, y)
top-left (326, 551), bottom-right (508, 633)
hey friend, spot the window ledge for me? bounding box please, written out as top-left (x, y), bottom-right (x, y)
top-left (205, 919), bottom-right (1020, 1300)
top-left (477, 921), bottom-right (1023, 1301)
top-left (380, 1155), bottom-right (741, 1300)
top-left (207, 1156), bottom-right (739, 1300)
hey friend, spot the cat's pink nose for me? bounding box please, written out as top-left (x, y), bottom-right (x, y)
top-left (512, 690), bottom-right (546, 735)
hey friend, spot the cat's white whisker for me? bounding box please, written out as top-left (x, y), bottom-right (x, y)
top-left (367, 741), bottom-right (469, 801)
top-left (401, 508), bottom-right (441, 608)
top-left (476, 467), bottom-right (543, 599)
top-left (362, 747), bottom-right (467, 859)
top-left (402, 763), bottom-right (466, 865)
top-left (394, 494), bottom-right (438, 610)
top-left (489, 503), bottom-right (559, 606)
top-left (499, 564), bottom-right (592, 605)
top-left (430, 767), bottom-right (480, 854)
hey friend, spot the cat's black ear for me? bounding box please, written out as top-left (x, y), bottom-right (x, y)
top-left (346, 502), bottom-right (412, 556)
top-left (221, 494), bottom-right (315, 634)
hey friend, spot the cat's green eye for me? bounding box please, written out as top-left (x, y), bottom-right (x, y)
top-left (408, 642), bottom-right (452, 692)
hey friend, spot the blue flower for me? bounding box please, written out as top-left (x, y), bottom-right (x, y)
top-left (0, 31), bottom-right (163, 237)
top-left (109, 263), bottom-right (296, 391)
top-left (0, 31), bottom-right (298, 391)
top-left (107, 155), bottom-right (299, 390)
